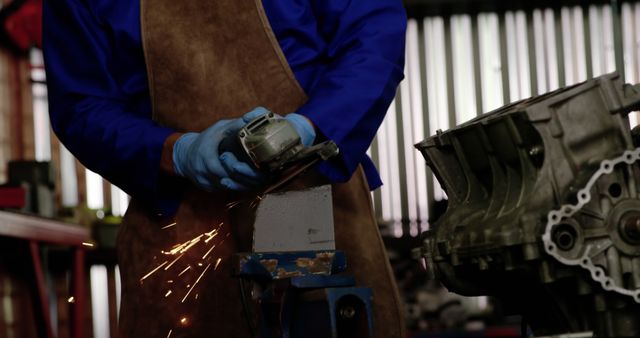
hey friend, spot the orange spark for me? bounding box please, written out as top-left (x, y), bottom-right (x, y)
top-left (226, 200), bottom-right (243, 209)
top-left (165, 290), bottom-right (172, 297)
top-left (204, 230), bottom-right (219, 244)
top-left (162, 235), bottom-right (204, 256)
top-left (166, 329), bottom-right (172, 338)
top-left (214, 258), bottom-right (222, 270)
top-left (140, 261), bottom-right (168, 282)
top-left (161, 245), bottom-right (181, 255)
top-left (179, 236), bottom-right (203, 254)
top-left (178, 266), bottom-right (191, 276)
top-left (67, 297), bottom-right (75, 303)
top-left (182, 263), bottom-right (211, 303)
top-left (201, 244), bottom-right (217, 260)
top-left (161, 222), bottom-right (177, 230)
top-left (164, 253), bottom-right (185, 270)
top-left (82, 242), bottom-right (95, 247)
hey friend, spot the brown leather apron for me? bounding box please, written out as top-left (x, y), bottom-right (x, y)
top-left (116, 1), bottom-right (405, 337)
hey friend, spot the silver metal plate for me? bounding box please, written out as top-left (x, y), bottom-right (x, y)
top-left (253, 185), bottom-right (334, 252)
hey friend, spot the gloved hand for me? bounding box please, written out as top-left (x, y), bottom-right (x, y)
top-left (172, 108), bottom-right (267, 191)
top-left (284, 113), bottom-right (316, 147)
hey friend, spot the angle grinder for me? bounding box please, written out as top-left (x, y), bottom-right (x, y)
top-left (220, 110), bottom-right (339, 191)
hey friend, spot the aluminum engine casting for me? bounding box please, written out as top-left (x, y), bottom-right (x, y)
top-left (415, 73), bottom-right (640, 337)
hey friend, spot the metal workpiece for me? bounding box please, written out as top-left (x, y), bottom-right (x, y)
top-left (415, 73), bottom-right (640, 337)
top-left (253, 185), bottom-right (335, 252)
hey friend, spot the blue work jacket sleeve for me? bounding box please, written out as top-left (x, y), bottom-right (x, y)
top-left (43, 0), bottom-right (174, 207)
top-left (300, 0), bottom-right (407, 184)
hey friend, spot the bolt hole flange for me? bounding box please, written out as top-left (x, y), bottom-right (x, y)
top-left (552, 223), bottom-right (578, 251)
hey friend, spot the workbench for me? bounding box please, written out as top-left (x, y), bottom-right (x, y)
top-left (0, 210), bottom-right (90, 338)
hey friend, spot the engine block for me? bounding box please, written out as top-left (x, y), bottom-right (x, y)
top-left (415, 73), bottom-right (640, 337)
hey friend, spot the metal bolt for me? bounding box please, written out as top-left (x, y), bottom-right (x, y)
top-left (339, 305), bottom-right (356, 319)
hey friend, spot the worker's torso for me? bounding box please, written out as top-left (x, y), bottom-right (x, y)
top-left (116, 2), bottom-right (405, 337)
top-left (90, 0), bottom-right (382, 186)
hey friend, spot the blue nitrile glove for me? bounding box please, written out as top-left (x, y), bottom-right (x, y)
top-left (242, 106), bottom-right (270, 123)
top-left (172, 108), bottom-right (268, 192)
top-left (219, 107), bottom-right (271, 186)
top-left (284, 113), bottom-right (316, 147)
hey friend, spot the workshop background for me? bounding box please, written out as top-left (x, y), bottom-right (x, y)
top-left (0, 0), bottom-right (639, 337)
